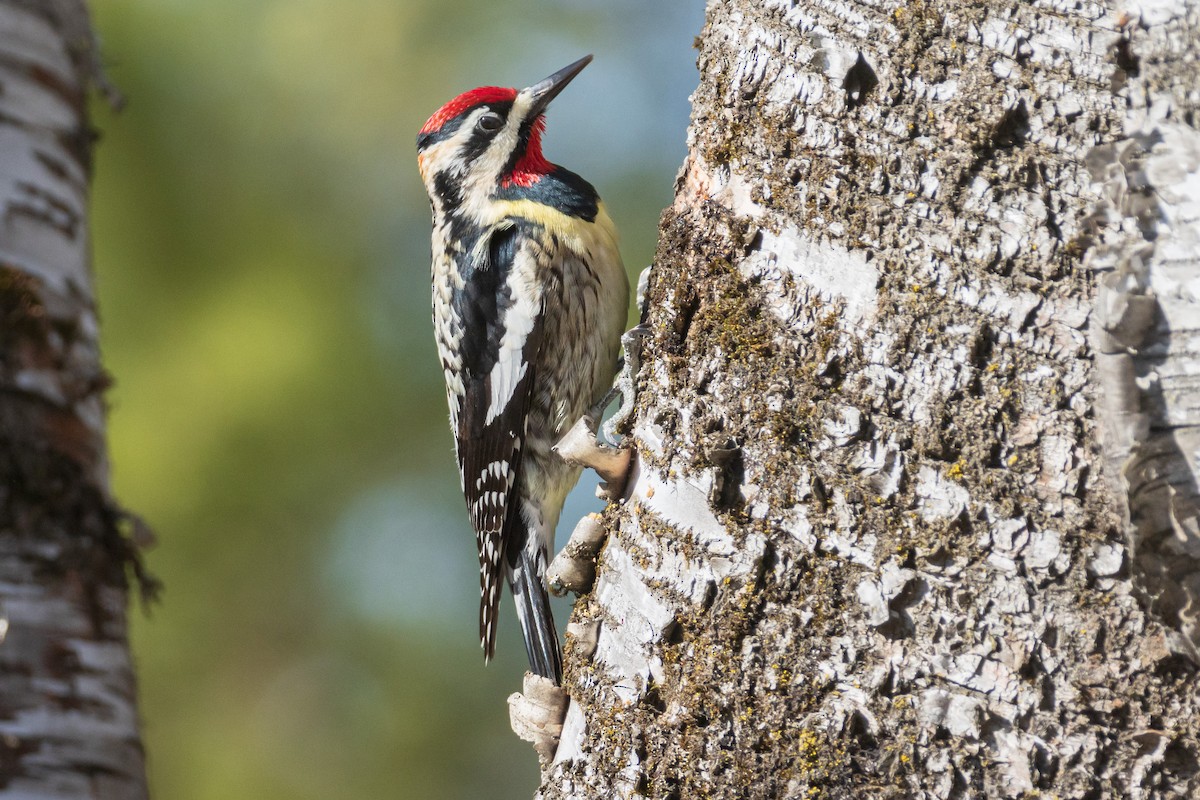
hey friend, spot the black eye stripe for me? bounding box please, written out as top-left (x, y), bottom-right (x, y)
top-left (459, 133), bottom-right (491, 165)
top-left (458, 103), bottom-right (516, 163)
top-left (417, 115), bottom-right (464, 150)
top-left (416, 101), bottom-right (515, 150)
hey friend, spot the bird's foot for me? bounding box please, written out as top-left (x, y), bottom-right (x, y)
top-left (549, 323), bottom-right (648, 596)
top-left (602, 322), bottom-right (651, 444)
top-left (553, 321), bottom-right (648, 500)
top-left (508, 672), bottom-right (569, 767)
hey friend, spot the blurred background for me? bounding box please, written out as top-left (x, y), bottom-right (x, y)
top-left (89, 0), bottom-right (702, 797)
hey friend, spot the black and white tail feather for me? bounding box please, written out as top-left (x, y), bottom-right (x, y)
top-left (507, 510), bottom-right (562, 680)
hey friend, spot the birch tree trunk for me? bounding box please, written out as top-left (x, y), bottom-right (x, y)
top-left (543, 1), bottom-right (1200, 798)
top-left (0, 1), bottom-right (150, 796)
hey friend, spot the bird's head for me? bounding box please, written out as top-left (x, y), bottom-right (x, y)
top-left (416, 55), bottom-right (592, 212)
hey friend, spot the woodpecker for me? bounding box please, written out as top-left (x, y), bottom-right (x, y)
top-left (417, 55), bottom-right (629, 683)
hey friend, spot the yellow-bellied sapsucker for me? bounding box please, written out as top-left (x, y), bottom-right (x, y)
top-left (417, 55), bottom-right (629, 683)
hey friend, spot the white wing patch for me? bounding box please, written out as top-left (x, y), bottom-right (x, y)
top-left (485, 249), bottom-right (543, 425)
top-left (487, 360), bottom-right (528, 426)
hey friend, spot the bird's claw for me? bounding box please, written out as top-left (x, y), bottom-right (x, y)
top-left (549, 320), bottom-right (648, 597)
top-left (553, 320), bottom-right (648, 495)
top-left (602, 322), bottom-right (651, 444)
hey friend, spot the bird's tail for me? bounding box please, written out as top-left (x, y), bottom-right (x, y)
top-left (508, 541), bottom-right (563, 683)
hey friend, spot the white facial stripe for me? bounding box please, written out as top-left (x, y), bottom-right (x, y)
top-left (463, 92), bottom-right (541, 197)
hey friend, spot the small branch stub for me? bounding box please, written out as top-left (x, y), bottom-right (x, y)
top-left (508, 672), bottom-right (570, 766)
top-left (553, 415), bottom-right (632, 499)
top-left (565, 618), bottom-right (600, 660)
top-left (546, 513), bottom-right (607, 596)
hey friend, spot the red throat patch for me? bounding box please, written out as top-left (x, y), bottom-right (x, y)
top-left (420, 86), bottom-right (518, 135)
top-left (502, 114), bottom-right (551, 188)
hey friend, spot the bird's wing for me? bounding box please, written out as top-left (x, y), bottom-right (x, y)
top-left (450, 221), bottom-right (545, 660)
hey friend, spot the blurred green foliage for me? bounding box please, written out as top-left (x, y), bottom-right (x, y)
top-left (89, 0), bottom-right (700, 797)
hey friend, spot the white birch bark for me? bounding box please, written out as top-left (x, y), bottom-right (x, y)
top-left (541, 1), bottom-right (1200, 798)
top-left (1087, 3), bottom-right (1200, 669)
top-left (0, 1), bottom-right (148, 796)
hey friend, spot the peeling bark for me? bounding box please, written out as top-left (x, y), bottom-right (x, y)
top-left (541, 1), bottom-right (1200, 798)
top-left (0, 1), bottom-right (149, 796)
top-left (1086, 6), bottom-right (1200, 666)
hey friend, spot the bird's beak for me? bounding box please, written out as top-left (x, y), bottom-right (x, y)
top-left (523, 54), bottom-right (592, 118)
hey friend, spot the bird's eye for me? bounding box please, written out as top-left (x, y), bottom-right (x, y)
top-left (477, 113), bottom-right (504, 132)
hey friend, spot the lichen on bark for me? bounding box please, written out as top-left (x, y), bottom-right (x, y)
top-left (0, 1), bottom-right (150, 796)
top-left (540, 1), bottom-right (1200, 799)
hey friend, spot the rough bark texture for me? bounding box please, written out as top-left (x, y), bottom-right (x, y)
top-left (0, 1), bottom-right (149, 796)
top-left (541, 1), bottom-right (1200, 798)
